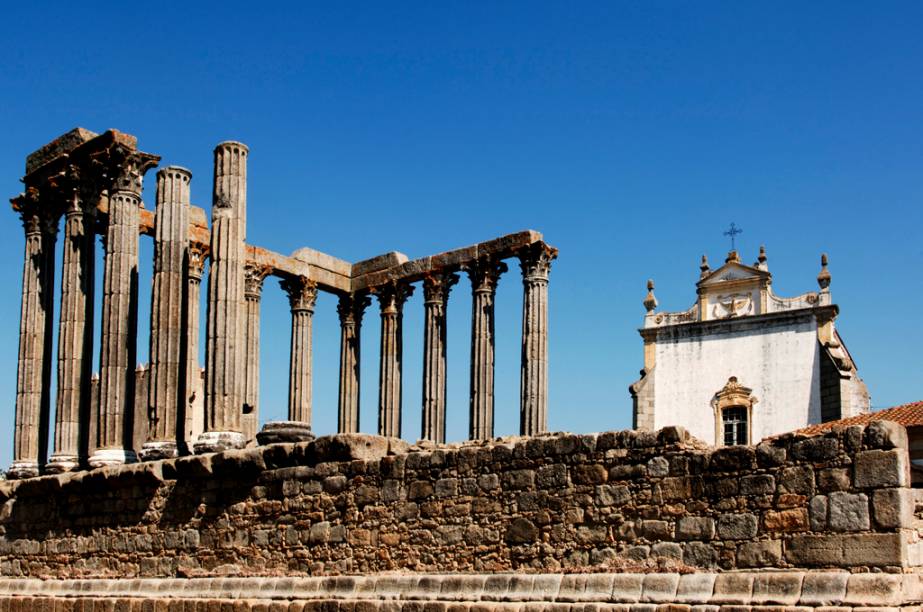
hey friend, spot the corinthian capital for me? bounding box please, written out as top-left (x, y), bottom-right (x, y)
top-left (517, 242), bottom-right (558, 283)
top-left (244, 263), bottom-right (273, 299)
top-left (281, 275), bottom-right (318, 313)
top-left (374, 281), bottom-right (414, 315)
top-left (422, 270), bottom-right (459, 305)
top-left (337, 292), bottom-right (372, 326)
top-left (464, 256), bottom-right (508, 295)
top-left (187, 243), bottom-right (209, 281)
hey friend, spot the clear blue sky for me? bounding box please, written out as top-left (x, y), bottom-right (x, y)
top-left (1, 2), bottom-right (921, 466)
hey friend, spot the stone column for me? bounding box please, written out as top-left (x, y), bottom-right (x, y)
top-left (48, 168), bottom-right (97, 473)
top-left (260, 276), bottom-right (318, 444)
top-left (182, 243), bottom-right (207, 452)
top-left (376, 282), bottom-right (414, 438)
top-left (242, 263), bottom-right (271, 443)
top-left (421, 271), bottom-right (458, 443)
top-left (518, 243), bottom-right (556, 436)
top-left (140, 167), bottom-right (191, 461)
top-left (91, 158), bottom-right (151, 468)
top-left (337, 292), bottom-right (370, 433)
top-left (466, 257), bottom-right (507, 441)
top-left (9, 193), bottom-right (57, 479)
top-left (197, 141), bottom-right (249, 454)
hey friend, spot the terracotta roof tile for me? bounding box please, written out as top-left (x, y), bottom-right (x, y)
top-left (796, 401), bottom-right (923, 435)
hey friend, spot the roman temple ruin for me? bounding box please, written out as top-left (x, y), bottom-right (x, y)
top-left (7, 127), bottom-right (557, 479)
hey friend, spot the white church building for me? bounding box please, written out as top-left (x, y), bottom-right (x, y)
top-left (630, 247), bottom-right (870, 446)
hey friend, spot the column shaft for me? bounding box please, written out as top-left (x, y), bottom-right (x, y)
top-left (518, 244), bottom-right (556, 436)
top-left (91, 184), bottom-right (142, 467)
top-left (466, 258), bottom-right (507, 440)
top-left (9, 202), bottom-right (57, 479)
top-left (283, 277), bottom-right (318, 424)
top-left (183, 244), bottom-right (207, 452)
top-left (243, 264), bottom-right (270, 442)
top-left (49, 171), bottom-right (97, 473)
top-left (141, 167), bottom-right (191, 460)
top-left (377, 282), bottom-right (414, 438)
top-left (421, 271), bottom-right (458, 443)
top-left (198, 141), bottom-right (249, 453)
top-left (337, 293), bottom-right (370, 433)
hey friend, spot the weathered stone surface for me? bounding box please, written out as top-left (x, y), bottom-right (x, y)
top-left (871, 487), bottom-right (912, 528)
top-left (826, 492), bottom-right (869, 532)
top-left (853, 450), bottom-right (909, 489)
top-left (864, 421), bottom-right (908, 451)
top-left (798, 572), bottom-right (848, 606)
top-left (785, 533), bottom-right (906, 567)
top-left (716, 514), bottom-right (758, 540)
top-left (736, 540), bottom-right (782, 568)
top-left (676, 517), bottom-right (715, 541)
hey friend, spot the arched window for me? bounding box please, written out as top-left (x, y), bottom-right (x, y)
top-left (712, 376), bottom-right (757, 446)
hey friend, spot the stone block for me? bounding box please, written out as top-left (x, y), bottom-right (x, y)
top-left (736, 540), bottom-right (782, 568)
top-left (682, 542), bottom-right (717, 568)
top-left (572, 465), bottom-right (608, 485)
top-left (853, 450), bottom-right (909, 489)
top-left (763, 508), bottom-right (808, 532)
top-left (717, 514), bottom-right (758, 540)
top-left (865, 421), bottom-right (908, 450)
top-left (751, 573), bottom-right (804, 605)
top-left (792, 437), bottom-right (840, 462)
top-left (798, 573), bottom-right (848, 607)
top-left (709, 447), bottom-right (756, 472)
top-left (711, 574), bottom-right (754, 604)
top-left (530, 575), bottom-right (562, 601)
top-left (827, 492), bottom-right (870, 531)
top-left (310, 435), bottom-right (397, 463)
top-left (583, 575), bottom-right (616, 602)
top-left (651, 542), bottom-right (683, 561)
top-left (676, 574), bottom-right (716, 604)
top-left (611, 574), bottom-right (644, 603)
top-left (641, 574), bottom-right (679, 603)
top-left (817, 468), bottom-right (851, 493)
top-left (871, 488), bottom-right (913, 528)
top-left (784, 533), bottom-right (906, 567)
top-left (810, 495), bottom-right (828, 530)
top-left (647, 457), bottom-right (669, 478)
top-left (677, 517), bottom-right (715, 541)
top-left (739, 475), bottom-right (775, 496)
top-left (642, 520), bottom-right (672, 540)
top-left (844, 574), bottom-right (902, 607)
top-left (596, 485), bottom-right (630, 507)
top-left (779, 466), bottom-right (815, 496)
top-left (505, 518), bottom-right (538, 544)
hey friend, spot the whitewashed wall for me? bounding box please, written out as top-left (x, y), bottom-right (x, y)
top-left (651, 317), bottom-right (822, 445)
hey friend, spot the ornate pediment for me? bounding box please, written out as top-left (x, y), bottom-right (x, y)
top-left (697, 261), bottom-right (768, 289)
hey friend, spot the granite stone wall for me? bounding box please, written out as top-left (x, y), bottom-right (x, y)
top-left (0, 421), bottom-right (916, 579)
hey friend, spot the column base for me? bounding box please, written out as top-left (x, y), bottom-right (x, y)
top-left (88, 448), bottom-right (138, 469)
top-left (45, 454), bottom-right (80, 474)
top-left (7, 460), bottom-right (39, 480)
top-left (193, 431), bottom-right (247, 454)
top-left (256, 421), bottom-right (316, 445)
top-left (138, 441), bottom-right (178, 462)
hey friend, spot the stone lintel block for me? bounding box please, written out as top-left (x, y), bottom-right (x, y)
top-left (26, 127), bottom-right (99, 175)
top-left (798, 573), bottom-right (849, 606)
top-left (642, 574), bottom-right (680, 603)
top-left (476, 230), bottom-right (544, 259)
top-left (610, 574), bottom-right (645, 603)
top-left (751, 573), bottom-right (804, 605)
top-left (291, 246), bottom-right (355, 277)
top-left (190, 205), bottom-right (208, 228)
top-left (853, 449), bottom-right (910, 489)
top-left (711, 574), bottom-right (754, 605)
top-left (431, 245), bottom-right (479, 270)
top-left (784, 533), bottom-right (906, 567)
top-left (676, 574), bottom-right (716, 604)
top-left (350, 251), bottom-right (410, 278)
top-left (844, 574), bottom-right (902, 607)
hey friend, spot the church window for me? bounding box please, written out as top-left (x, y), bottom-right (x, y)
top-left (722, 406), bottom-right (748, 446)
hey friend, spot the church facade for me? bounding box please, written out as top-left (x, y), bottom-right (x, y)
top-left (630, 248), bottom-right (870, 446)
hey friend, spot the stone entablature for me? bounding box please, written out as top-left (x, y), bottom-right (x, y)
top-left (0, 422), bottom-right (916, 579)
top-left (7, 127), bottom-right (558, 478)
top-left (632, 248), bottom-right (869, 444)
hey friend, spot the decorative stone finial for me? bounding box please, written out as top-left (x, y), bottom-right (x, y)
top-left (725, 250), bottom-right (740, 264)
top-left (817, 253), bottom-right (831, 292)
top-left (643, 279), bottom-right (658, 313)
top-left (758, 245), bottom-right (767, 265)
top-left (699, 254), bottom-right (710, 278)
